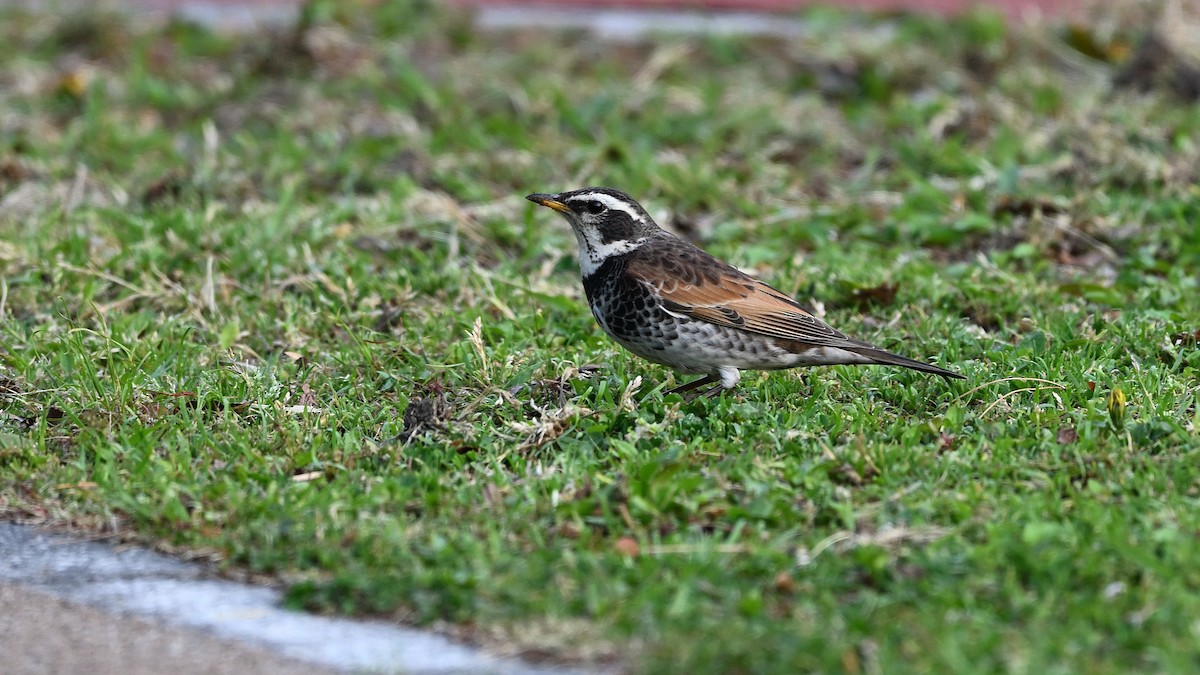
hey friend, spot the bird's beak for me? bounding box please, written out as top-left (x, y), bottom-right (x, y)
top-left (526, 193), bottom-right (571, 214)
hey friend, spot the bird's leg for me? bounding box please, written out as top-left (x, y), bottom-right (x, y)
top-left (698, 366), bottom-right (740, 400)
top-left (666, 373), bottom-right (719, 398)
top-left (667, 367), bottom-right (741, 401)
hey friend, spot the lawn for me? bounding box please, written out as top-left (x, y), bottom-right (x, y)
top-left (2, 1), bottom-right (1199, 672)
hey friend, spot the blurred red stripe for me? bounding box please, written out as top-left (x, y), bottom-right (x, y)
top-left (453, 0), bottom-right (1086, 20)
top-left (44, 0), bottom-right (1090, 23)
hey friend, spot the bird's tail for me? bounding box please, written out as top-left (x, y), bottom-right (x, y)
top-left (851, 347), bottom-right (965, 380)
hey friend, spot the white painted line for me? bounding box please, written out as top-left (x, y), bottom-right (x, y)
top-left (0, 523), bottom-right (593, 675)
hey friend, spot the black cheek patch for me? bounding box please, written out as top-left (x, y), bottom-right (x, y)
top-left (598, 213), bottom-right (638, 244)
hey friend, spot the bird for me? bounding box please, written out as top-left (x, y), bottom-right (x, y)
top-left (526, 187), bottom-right (964, 399)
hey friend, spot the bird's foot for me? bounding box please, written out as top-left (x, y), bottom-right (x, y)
top-left (667, 373), bottom-right (733, 401)
top-left (666, 373), bottom-right (717, 398)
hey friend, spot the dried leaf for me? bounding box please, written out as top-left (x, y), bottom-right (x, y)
top-left (556, 522), bottom-right (581, 540)
top-left (938, 432), bottom-right (956, 452)
top-left (1065, 25), bottom-right (1131, 63)
top-left (282, 405), bottom-right (322, 414)
top-left (992, 195), bottom-right (1069, 219)
top-left (614, 536), bottom-right (639, 558)
top-left (55, 481), bottom-right (98, 491)
top-left (847, 282), bottom-right (898, 310)
top-left (773, 571), bottom-right (796, 594)
top-left (141, 172), bottom-right (186, 206)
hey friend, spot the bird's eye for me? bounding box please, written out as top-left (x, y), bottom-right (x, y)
top-left (582, 201), bottom-right (605, 215)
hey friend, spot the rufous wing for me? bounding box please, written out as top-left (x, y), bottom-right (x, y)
top-left (627, 256), bottom-right (871, 349)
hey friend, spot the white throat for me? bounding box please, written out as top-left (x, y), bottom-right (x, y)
top-left (574, 229), bottom-right (647, 277)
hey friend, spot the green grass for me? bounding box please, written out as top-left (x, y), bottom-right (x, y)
top-left (3, 2), bottom-right (1200, 671)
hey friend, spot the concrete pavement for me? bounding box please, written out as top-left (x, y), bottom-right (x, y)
top-left (0, 583), bottom-right (331, 675)
top-left (0, 523), bottom-right (586, 674)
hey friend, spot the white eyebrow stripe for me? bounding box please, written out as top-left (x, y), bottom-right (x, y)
top-left (567, 192), bottom-right (645, 223)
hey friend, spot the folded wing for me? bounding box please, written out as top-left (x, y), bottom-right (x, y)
top-left (627, 254), bottom-right (873, 349)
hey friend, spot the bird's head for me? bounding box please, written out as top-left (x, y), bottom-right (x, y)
top-left (527, 187), bottom-right (659, 275)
